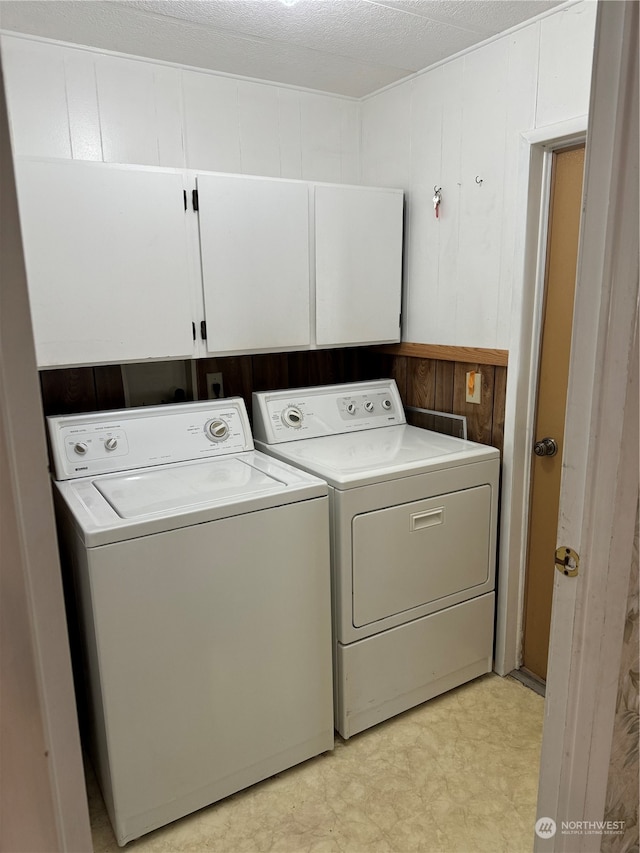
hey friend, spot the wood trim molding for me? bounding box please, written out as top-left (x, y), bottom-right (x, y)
top-left (378, 342), bottom-right (509, 366)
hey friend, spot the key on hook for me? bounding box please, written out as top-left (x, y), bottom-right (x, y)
top-left (433, 187), bottom-right (442, 219)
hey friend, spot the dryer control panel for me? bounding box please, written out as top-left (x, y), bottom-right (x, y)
top-left (253, 380), bottom-right (405, 444)
top-left (48, 399), bottom-right (254, 480)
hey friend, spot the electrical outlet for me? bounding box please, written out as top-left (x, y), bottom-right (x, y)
top-left (465, 371), bottom-right (481, 405)
top-left (206, 372), bottom-right (224, 399)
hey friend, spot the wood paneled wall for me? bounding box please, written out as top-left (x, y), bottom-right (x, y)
top-left (383, 354), bottom-right (507, 452)
top-left (40, 365), bottom-right (125, 416)
top-left (40, 345), bottom-right (507, 453)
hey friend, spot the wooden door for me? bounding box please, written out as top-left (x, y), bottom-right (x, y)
top-left (522, 145), bottom-right (585, 681)
top-left (15, 160), bottom-right (195, 368)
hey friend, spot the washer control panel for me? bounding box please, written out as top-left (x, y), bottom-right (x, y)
top-left (64, 429), bottom-right (130, 465)
top-left (48, 399), bottom-right (253, 480)
top-left (282, 406), bottom-right (304, 428)
top-left (253, 380), bottom-right (405, 444)
top-left (204, 418), bottom-right (230, 442)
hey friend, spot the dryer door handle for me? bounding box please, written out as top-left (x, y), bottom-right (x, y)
top-left (410, 507), bottom-right (444, 531)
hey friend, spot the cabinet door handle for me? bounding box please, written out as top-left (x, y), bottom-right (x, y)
top-left (200, 320), bottom-right (207, 341)
top-left (192, 322), bottom-right (196, 341)
top-left (410, 507), bottom-right (444, 530)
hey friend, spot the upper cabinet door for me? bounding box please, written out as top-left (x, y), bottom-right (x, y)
top-left (314, 185), bottom-right (403, 347)
top-left (16, 160), bottom-right (194, 368)
top-left (197, 174), bottom-right (310, 354)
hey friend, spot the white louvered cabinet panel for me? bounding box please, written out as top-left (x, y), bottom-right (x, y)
top-left (196, 173), bottom-right (311, 354)
top-left (314, 184), bottom-right (403, 347)
top-left (16, 160), bottom-right (195, 368)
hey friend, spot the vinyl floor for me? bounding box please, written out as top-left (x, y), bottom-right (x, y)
top-left (89, 673), bottom-right (544, 853)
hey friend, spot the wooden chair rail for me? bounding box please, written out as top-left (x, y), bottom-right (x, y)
top-left (378, 343), bottom-right (508, 367)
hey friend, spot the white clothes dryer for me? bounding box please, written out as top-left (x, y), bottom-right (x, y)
top-left (253, 380), bottom-right (500, 739)
top-left (48, 399), bottom-right (333, 846)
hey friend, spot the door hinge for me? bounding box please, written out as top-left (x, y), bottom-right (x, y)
top-left (200, 320), bottom-right (207, 341)
top-left (555, 546), bottom-right (580, 577)
top-left (192, 189), bottom-right (199, 211)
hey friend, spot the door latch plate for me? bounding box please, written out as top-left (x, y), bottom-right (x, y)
top-left (555, 546), bottom-right (580, 577)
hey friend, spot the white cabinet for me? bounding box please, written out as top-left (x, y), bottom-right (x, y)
top-left (314, 184), bottom-right (403, 346)
top-left (195, 177), bottom-right (403, 354)
top-left (16, 160), bottom-right (403, 368)
top-left (16, 160), bottom-right (195, 368)
top-left (196, 174), bottom-right (310, 354)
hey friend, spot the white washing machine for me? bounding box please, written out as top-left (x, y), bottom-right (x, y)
top-left (48, 398), bottom-right (333, 846)
top-left (253, 380), bottom-right (500, 739)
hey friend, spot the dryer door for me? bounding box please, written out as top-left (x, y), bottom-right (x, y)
top-left (352, 486), bottom-right (492, 627)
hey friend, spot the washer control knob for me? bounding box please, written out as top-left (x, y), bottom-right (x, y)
top-left (346, 403), bottom-right (357, 415)
top-left (364, 401), bottom-right (374, 413)
top-left (381, 399), bottom-right (393, 411)
top-left (104, 437), bottom-right (118, 451)
top-left (282, 407), bottom-right (303, 428)
top-left (205, 419), bottom-right (229, 442)
top-left (74, 442), bottom-right (88, 455)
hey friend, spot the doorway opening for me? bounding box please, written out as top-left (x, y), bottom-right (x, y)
top-left (520, 144), bottom-right (586, 687)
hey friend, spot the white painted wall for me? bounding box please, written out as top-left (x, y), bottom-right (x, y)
top-left (360, 0), bottom-right (597, 676)
top-left (361, 0), bottom-right (597, 350)
top-left (0, 51), bottom-right (92, 851)
top-left (0, 35), bottom-right (361, 183)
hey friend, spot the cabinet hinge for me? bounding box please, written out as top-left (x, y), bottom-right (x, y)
top-left (192, 321), bottom-right (196, 341)
top-left (200, 320), bottom-right (207, 341)
top-left (192, 189), bottom-right (199, 212)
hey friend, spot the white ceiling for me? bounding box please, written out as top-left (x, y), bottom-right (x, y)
top-left (0, 0), bottom-right (565, 97)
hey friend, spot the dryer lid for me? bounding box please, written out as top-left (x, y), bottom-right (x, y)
top-left (94, 457), bottom-right (286, 518)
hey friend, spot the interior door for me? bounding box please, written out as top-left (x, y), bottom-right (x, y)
top-left (521, 145), bottom-right (585, 681)
top-left (15, 160), bottom-right (195, 368)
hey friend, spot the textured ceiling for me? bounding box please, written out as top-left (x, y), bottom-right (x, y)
top-left (0, 0), bottom-right (565, 97)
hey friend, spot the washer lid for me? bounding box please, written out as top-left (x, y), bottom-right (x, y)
top-left (54, 450), bottom-right (327, 547)
top-left (257, 424), bottom-right (499, 488)
top-left (95, 457), bottom-right (286, 518)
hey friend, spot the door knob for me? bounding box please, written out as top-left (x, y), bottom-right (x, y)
top-left (533, 437), bottom-right (558, 457)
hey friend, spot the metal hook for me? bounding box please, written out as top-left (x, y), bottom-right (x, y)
top-left (434, 185), bottom-right (442, 194)
top-left (475, 176), bottom-right (483, 185)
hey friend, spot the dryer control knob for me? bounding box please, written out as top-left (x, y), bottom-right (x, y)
top-left (282, 407), bottom-right (303, 428)
top-left (205, 419), bottom-right (229, 441)
top-left (346, 403), bottom-right (357, 415)
top-left (104, 437), bottom-right (118, 451)
top-left (364, 401), bottom-right (374, 413)
top-left (74, 442), bottom-right (88, 455)
top-left (381, 399), bottom-right (393, 411)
